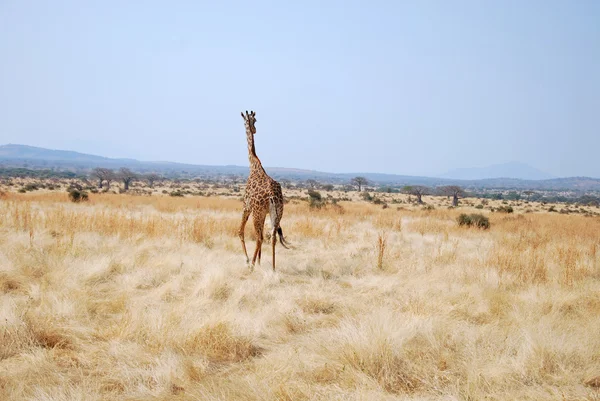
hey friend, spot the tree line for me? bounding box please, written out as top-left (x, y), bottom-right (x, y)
top-left (349, 176), bottom-right (465, 206)
top-left (90, 168), bottom-right (161, 191)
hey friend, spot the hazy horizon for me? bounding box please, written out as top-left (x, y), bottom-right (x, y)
top-left (1, 1), bottom-right (598, 177)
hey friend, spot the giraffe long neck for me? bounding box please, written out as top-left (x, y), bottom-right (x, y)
top-left (246, 124), bottom-right (263, 172)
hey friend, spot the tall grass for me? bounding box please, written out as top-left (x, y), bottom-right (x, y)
top-left (0, 193), bottom-right (599, 400)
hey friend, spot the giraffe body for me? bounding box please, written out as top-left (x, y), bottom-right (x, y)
top-left (238, 110), bottom-right (288, 271)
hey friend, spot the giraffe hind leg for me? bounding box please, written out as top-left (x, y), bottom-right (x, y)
top-left (238, 208), bottom-right (251, 264)
top-left (251, 211), bottom-right (266, 267)
top-left (269, 199), bottom-right (284, 271)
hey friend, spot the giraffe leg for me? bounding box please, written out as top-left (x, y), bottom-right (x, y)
top-left (271, 227), bottom-right (277, 271)
top-left (268, 199), bottom-right (284, 271)
top-left (251, 234), bottom-right (262, 267)
top-left (251, 212), bottom-right (266, 267)
top-left (238, 209), bottom-right (251, 264)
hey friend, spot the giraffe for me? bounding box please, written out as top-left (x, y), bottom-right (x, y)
top-left (238, 110), bottom-right (289, 271)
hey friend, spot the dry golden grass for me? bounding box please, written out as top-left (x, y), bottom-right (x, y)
top-left (1, 192), bottom-right (600, 400)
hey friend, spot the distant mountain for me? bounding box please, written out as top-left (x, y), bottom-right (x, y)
top-left (440, 162), bottom-right (554, 180)
top-left (0, 143), bottom-right (136, 163)
top-left (1, 144), bottom-right (599, 191)
top-left (0, 144), bottom-right (328, 178)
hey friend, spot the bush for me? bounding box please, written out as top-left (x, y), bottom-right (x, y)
top-left (170, 190), bottom-right (184, 197)
top-left (495, 205), bottom-right (514, 213)
top-left (68, 189), bottom-right (89, 203)
top-left (360, 191), bottom-right (373, 202)
top-left (308, 190), bottom-right (325, 209)
top-left (457, 213), bottom-right (490, 229)
top-left (422, 204), bottom-right (435, 211)
top-left (475, 204), bottom-right (484, 209)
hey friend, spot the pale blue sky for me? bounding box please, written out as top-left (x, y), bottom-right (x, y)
top-left (1, 1), bottom-right (598, 177)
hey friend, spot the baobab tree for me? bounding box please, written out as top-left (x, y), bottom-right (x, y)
top-left (118, 168), bottom-right (137, 191)
top-left (350, 176), bottom-right (369, 192)
top-left (402, 185), bottom-right (429, 204)
top-left (440, 185), bottom-right (465, 207)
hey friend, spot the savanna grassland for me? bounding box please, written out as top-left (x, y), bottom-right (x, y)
top-left (1, 188), bottom-right (600, 400)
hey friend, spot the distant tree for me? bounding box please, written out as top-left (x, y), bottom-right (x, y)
top-left (144, 173), bottom-right (161, 188)
top-left (523, 190), bottom-right (536, 200)
top-left (280, 179), bottom-right (292, 189)
top-left (322, 184), bottom-right (334, 191)
top-left (506, 191), bottom-right (521, 201)
top-left (306, 179), bottom-right (319, 189)
top-left (90, 167), bottom-right (113, 189)
top-left (118, 168), bottom-right (137, 191)
top-left (402, 185), bottom-right (429, 204)
top-left (440, 185), bottom-right (465, 207)
top-left (350, 177), bottom-right (369, 192)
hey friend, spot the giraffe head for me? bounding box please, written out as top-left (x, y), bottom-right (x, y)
top-left (241, 110), bottom-right (257, 135)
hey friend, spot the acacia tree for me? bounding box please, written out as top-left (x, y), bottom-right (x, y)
top-left (440, 185), bottom-right (465, 207)
top-left (90, 167), bottom-right (113, 189)
top-left (402, 185), bottom-right (429, 204)
top-left (350, 176), bottom-right (369, 192)
top-left (118, 168), bottom-right (137, 191)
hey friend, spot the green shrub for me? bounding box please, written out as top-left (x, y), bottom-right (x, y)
top-left (471, 213), bottom-right (490, 229)
top-left (422, 204), bottom-right (435, 211)
top-left (360, 191), bottom-right (373, 201)
top-left (68, 189), bottom-right (89, 203)
top-left (170, 190), bottom-right (184, 197)
top-left (308, 190), bottom-right (325, 209)
top-left (457, 213), bottom-right (490, 229)
top-left (495, 205), bottom-right (514, 213)
top-left (475, 204), bottom-right (484, 209)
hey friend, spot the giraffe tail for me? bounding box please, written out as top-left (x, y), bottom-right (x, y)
top-left (277, 227), bottom-right (291, 249)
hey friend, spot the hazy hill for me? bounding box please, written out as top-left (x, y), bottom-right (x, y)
top-left (1, 144), bottom-right (600, 191)
top-left (440, 162), bottom-right (554, 180)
